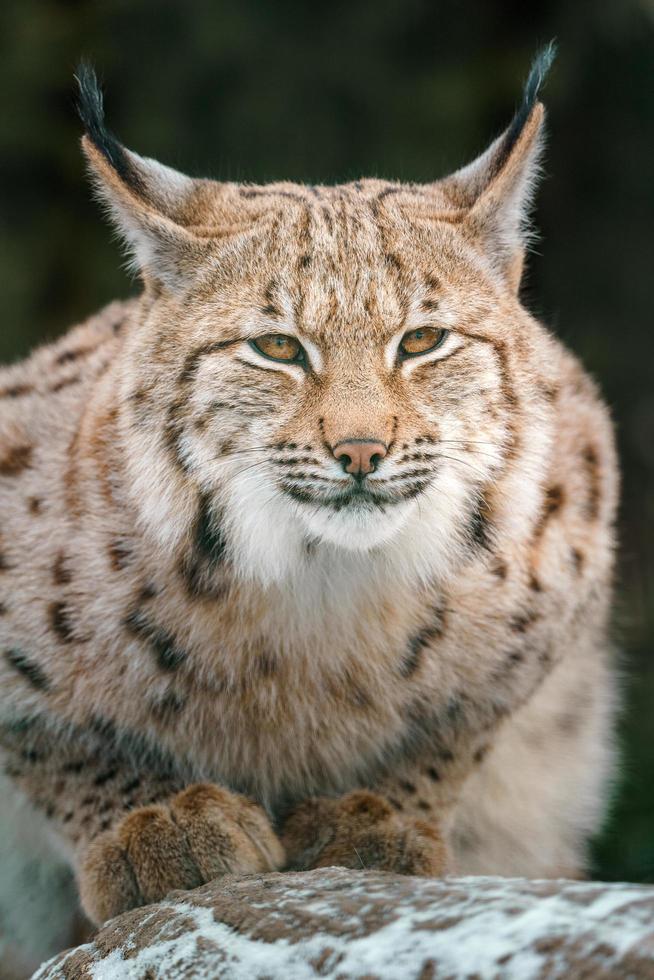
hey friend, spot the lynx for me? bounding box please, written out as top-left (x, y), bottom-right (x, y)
top-left (0, 46), bottom-right (617, 952)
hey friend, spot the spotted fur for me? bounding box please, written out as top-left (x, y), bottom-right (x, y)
top-left (0, 50), bottom-right (618, 936)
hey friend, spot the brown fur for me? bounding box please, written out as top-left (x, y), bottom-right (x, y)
top-left (282, 790), bottom-right (447, 876)
top-left (80, 783), bottom-right (282, 922)
top-left (0, 64), bottom-right (618, 931)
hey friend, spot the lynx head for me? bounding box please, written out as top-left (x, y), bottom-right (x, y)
top-left (77, 48), bottom-right (555, 588)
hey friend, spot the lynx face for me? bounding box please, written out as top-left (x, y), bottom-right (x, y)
top-left (78, 55), bottom-right (551, 584)
top-left (164, 210), bottom-right (510, 558)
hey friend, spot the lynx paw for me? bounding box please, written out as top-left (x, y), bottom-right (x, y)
top-left (281, 790), bottom-right (448, 877)
top-left (79, 783), bottom-right (284, 923)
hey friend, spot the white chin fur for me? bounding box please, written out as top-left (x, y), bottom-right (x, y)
top-left (221, 464), bottom-right (470, 590)
top-left (297, 500), bottom-right (413, 551)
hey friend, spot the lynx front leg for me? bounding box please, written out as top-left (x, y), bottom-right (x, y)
top-left (1, 719), bottom-right (284, 924)
top-left (281, 790), bottom-right (448, 877)
top-left (280, 737), bottom-right (486, 877)
top-left (80, 783), bottom-right (284, 923)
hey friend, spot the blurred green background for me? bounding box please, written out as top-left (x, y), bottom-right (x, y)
top-left (0, 0), bottom-right (651, 882)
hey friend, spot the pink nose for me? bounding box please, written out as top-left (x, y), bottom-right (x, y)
top-left (333, 440), bottom-right (388, 477)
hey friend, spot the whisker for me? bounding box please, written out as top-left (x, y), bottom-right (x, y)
top-left (430, 453), bottom-right (489, 480)
top-left (220, 445), bottom-right (276, 457)
top-left (436, 439), bottom-right (501, 447)
top-left (225, 459), bottom-right (274, 479)
top-left (385, 468), bottom-right (435, 483)
top-left (434, 439), bottom-right (545, 464)
top-left (396, 447), bottom-right (501, 466)
top-left (270, 458), bottom-right (323, 467)
top-left (283, 474), bottom-right (348, 486)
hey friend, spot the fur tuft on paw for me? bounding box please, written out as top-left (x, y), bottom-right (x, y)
top-left (281, 789), bottom-right (448, 878)
top-left (79, 783), bottom-right (284, 924)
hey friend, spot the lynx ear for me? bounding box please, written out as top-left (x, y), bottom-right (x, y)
top-left (444, 44), bottom-right (556, 292)
top-left (76, 63), bottom-right (211, 291)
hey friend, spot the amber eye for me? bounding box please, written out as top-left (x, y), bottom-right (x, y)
top-left (399, 326), bottom-right (448, 358)
top-left (250, 333), bottom-right (305, 364)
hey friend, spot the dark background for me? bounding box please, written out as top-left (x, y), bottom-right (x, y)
top-left (0, 0), bottom-right (651, 882)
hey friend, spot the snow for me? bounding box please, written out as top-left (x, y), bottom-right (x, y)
top-left (34, 871), bottom-right (654, 980)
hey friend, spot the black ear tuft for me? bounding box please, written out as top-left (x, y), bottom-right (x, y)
top-left (74, 61), bottom-right (136, 187)
top-left (504, 41), bottom-right (557, 156)
top-left (522, 41), bottom-right (557, 111)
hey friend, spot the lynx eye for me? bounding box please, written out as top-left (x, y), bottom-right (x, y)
top-left (399, 326), bottom-right (449, 358)
top-left (250, 333), bottom-right (305, 364)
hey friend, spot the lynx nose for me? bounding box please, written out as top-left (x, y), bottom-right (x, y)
top-left (333, 440), bottom-right (388, 477)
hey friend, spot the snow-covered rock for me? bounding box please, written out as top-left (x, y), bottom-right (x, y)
top-left (34, 868), bottom-right (654, 979)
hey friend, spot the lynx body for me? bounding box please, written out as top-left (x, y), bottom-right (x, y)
top-left (0, 51), bottom-right (618, 950)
